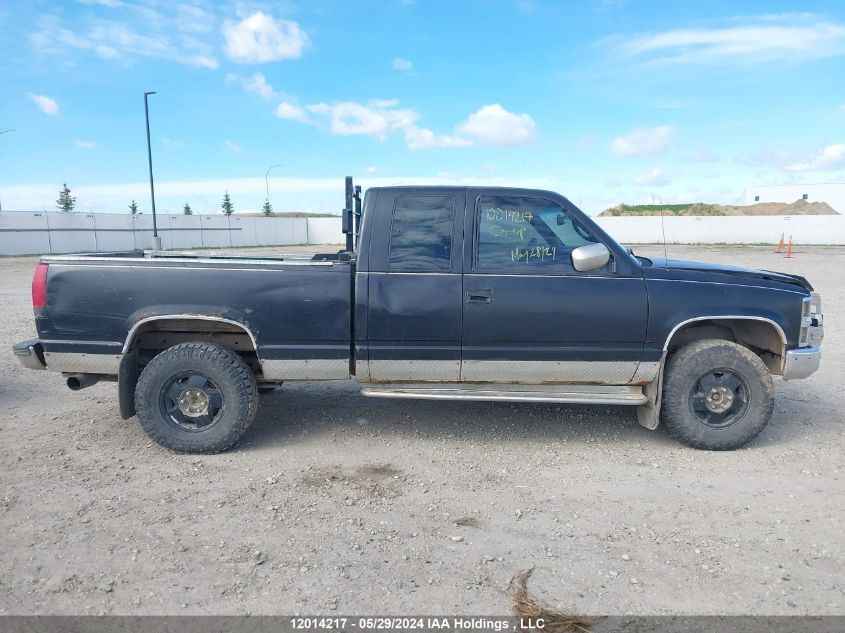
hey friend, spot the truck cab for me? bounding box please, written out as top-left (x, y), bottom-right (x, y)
top-left (355, 186), bottom-right (649, 387)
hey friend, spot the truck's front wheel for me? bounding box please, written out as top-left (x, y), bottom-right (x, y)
top-left (661, 339), bottom-right (774, 450)
top-left (135, 342), bottom-right (258, 453)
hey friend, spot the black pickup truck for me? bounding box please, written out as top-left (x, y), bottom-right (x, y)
top-left (14, 178), bottom-right (824, 453)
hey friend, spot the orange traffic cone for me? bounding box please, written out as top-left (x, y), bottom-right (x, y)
top-left (785, 235), bottom-right (794, 258)
top-left (775, 233), bottom-right (784, 253)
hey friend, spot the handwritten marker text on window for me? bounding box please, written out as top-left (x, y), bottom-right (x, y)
top-left (511, 245), bottom-right (556, 264)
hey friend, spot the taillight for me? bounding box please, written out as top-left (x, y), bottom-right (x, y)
top-left (32, 262), bottom-right (48, 310)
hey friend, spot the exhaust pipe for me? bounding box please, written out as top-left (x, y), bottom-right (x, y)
top-left (66, 374), bottom-right (99, 391)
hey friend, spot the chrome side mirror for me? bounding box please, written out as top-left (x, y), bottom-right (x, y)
top-left (571, 243), bottom-right (610, 272)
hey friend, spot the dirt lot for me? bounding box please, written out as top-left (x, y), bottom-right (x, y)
top-left (0, 245), bottom-right (842, 616)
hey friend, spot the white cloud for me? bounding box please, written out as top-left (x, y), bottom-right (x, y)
top-left (741, 145), bottom-right (798, 170)
top-left (185, 54), bottom-right (218, 69)
top-left (274, 102), bottom-right (310, 124)
top-left (74, 139), bottom-right (96, 149)
top-left (227, 72), bottom-right (278, 99)
top-left (611, 125), bottom-right (674, 157)
top-left (223, 12), bottom-right (310, 63)
top-left (29, 93), bottom-right (59, 115)
top-left (615, 16), bottom-right (845, 65)
top-left (635, 167), bottom-right (671, 186)
top-left (303, 100), bottom-right (472, 150)
top-left (31, 13), bottom-right (219, 69)
top-left (686, 148), bottom-right (718, 163)
top-left (225, 140), bottom-right (243, 153)
top-left (175, 3), bottom-right (216, 34)
top-left (786, 144), bottom-right (845, 172)
top-left (367, 166), bottom-right (379, 173)
top-left (402, 126), bottom-right (471, 150)
top-left (281, 99), bottom-right (535, 150)
top-left (392, 57), bottom-right (413, 71)
top-left (307, 101), bottom-right (416, 138)
top-left (742, 143), bottom-right (845, 172)
top-left (456, 104), bottom-right (536, 147)
top-left (78, 0), bottom-right (124, 7)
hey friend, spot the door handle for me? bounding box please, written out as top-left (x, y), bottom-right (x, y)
top-left (466, 289), bottom-right (493, 303)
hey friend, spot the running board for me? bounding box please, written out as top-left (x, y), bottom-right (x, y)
top-left (360, 383), bottom-right (646, 405)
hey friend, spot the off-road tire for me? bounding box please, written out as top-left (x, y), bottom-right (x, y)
top-left (135, 342), bottom-right (258, 453)
top-left (662, 339), bottom-right (774, 450)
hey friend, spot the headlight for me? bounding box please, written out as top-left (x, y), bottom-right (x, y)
top-left (799, 292), bottom-right (822, 347)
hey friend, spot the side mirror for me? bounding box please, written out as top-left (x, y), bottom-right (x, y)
top-left (556, 212), bottom-right (567, 226)
top-left (571, 243), bottom-right (610, 272)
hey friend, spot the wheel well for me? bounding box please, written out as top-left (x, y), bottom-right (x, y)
top-left (666, 318), bottom-right (785, 374)
top-left (125, 318), bottom-right (262, 374)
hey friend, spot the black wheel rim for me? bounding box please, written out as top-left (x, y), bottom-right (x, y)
top-left (688, 368), bottom-right (750, 429)
top-left (158, 371), bottom-right (224, 432)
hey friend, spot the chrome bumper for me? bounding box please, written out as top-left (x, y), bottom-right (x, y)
top-left (783, 346), bottom-right (821, 380)
top-left (12, 339), bottom-right (47, 371)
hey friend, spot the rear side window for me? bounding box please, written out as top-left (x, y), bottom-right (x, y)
top-left (388, 195), bottom-right (455, 272)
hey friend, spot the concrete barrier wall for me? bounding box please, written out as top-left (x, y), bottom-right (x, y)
top-left (306, 217), bottom-right (345, 245)
top-left (595, 215), bottom-right (845, 245)
top-left (0, 212), bottom-right (346, 256)
top-left (3, 212), bottom-right (844, 256)
top-left (0, 212), bottom-right (51, 255)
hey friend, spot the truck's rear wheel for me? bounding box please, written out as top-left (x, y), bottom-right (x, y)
top-left (661, 339), bottom-right (774, 450)
top-left (135, 342), bottom-right (258, 453)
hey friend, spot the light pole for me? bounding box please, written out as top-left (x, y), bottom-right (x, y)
top-left (143, 92), bottom-right (160, 250)
top-left (265, 164), bottom-right (283, 207)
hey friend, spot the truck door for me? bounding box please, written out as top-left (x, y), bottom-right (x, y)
top-left (360, 188), bottom-right (466, 382)
top-left (460, 191), bottom-right (649, 384)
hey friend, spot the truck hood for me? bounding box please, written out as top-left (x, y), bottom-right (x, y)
top-left (644, 257), bottom-right (813, 291)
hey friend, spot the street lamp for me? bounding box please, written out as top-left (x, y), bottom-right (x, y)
top-left (265, 164), bottom-right (284, 206)
top-left (143, 91), bottom-right (160, 250)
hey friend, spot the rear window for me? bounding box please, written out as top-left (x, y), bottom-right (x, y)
top-left (388, 195), bottom-right (455, 272)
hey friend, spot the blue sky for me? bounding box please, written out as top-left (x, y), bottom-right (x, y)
top-left (1, 0), bottom-right (844, 215)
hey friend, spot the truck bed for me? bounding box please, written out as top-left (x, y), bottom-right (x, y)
top-left (36, 250), bottom-right (354, 380)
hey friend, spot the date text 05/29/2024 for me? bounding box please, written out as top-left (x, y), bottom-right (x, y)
top-left (290, 617), bottom-right (547, 631)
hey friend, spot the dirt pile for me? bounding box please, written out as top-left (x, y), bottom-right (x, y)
top-left (600, 199), bottom-right (839, 217)
top-left (719, 199), bottom-right (838, 216)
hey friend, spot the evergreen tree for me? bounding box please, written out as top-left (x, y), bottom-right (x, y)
top-left (128, 200), bottom-right (138, 215)
top-left (183, 203), bottom-right (193, 215)
top-left (56, 183), bottom-right (76, 213)
top-left (262, 199), bottom-right (273, 216)
top-left (221, 191), bottom-right (234, 216)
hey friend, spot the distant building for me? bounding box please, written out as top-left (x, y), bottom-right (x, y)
top-left (743, 183), bottom-right (845, 213)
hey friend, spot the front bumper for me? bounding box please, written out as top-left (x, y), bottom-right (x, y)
top-left (12, 339), bottom-right (46, 371)
top-left (783, 346), bottom-right (821, 380)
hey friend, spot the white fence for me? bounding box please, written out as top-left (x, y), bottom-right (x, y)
top-left (0, 211), bottom-right (345, 256)
top-left (595, 215), bottom-right (845, 245)
top-left (3, 212), bottom-right (845, 256)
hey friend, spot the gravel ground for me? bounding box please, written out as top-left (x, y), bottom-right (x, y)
top-left (0, 245), bottom-right (842, 616)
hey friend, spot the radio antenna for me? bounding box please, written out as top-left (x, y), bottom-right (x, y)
top-left (659, 198), bottom-right (669, 270)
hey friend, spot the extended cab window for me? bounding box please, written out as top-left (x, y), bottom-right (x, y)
top-left (389, 195), bottom-right (455, 272)
top-left (476, 195), bottom-right (598, 272)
